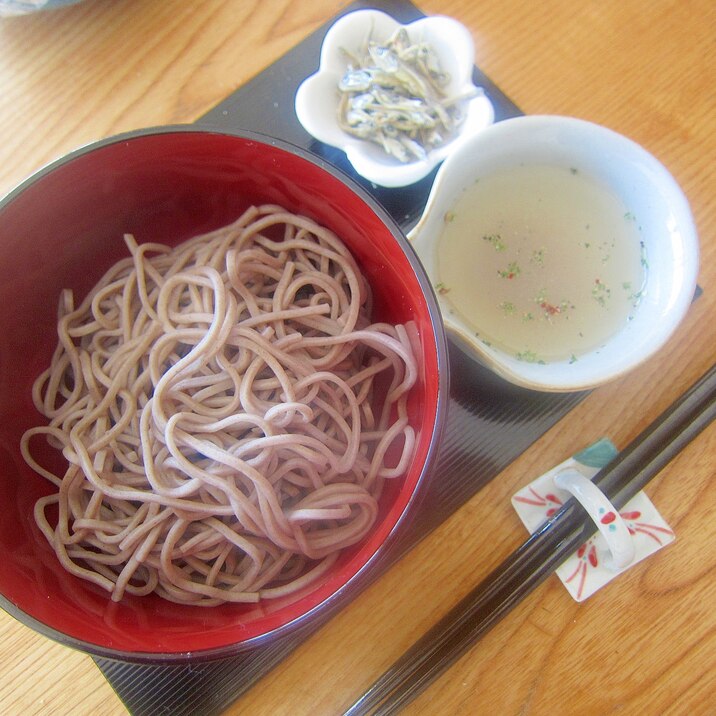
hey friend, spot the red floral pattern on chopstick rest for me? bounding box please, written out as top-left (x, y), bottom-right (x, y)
top-left (511, 438), bottom-right (675, 602)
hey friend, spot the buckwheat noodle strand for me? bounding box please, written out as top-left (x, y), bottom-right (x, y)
top-left (21, 205), bottom-right (418, 606)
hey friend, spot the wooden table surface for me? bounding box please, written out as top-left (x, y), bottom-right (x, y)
top-left (0, 1), bottom-right (714, 714)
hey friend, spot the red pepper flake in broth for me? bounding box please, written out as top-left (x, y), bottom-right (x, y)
top-left (540, 301), bottom-right (562, 316)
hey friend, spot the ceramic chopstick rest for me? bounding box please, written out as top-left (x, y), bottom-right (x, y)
top-left (552, 467), bottom-right (635, 570)
top-left (511, 438), bottom-right (675, 601)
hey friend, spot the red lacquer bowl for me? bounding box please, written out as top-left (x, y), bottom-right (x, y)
top-left (0, 127), bottom-right (448, 662)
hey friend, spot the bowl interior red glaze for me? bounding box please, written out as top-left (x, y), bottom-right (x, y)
top-left (0, 128), bottom-right (447, 660)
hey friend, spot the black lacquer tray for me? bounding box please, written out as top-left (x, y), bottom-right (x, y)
top-left (93, 1), bottom-right (587, 713)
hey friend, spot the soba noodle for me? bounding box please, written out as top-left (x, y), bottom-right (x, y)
top-left (21, 205), bottom-right (418, 606)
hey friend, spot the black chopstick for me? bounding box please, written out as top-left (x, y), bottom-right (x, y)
top-left (344, 361), bottom-right (716, 716)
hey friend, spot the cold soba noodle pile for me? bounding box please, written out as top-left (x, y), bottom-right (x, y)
top-left (21, 205), bottom-right (418, 606)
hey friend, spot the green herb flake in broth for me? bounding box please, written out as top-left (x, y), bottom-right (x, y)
top-left (531, 248), bottom-right (545, 266)
top-left (516, 349), bottom-right (544, 364)
top-left (498, 261), bottom-right (521, 279)
top-left (591, 278), bottom-right (612, 307)
top-left (628, 288), bottom-right (644, 306)
top-left (482, 233), bottom-right (506, 251)
top-left (500, 301), bottom-right (516, 315)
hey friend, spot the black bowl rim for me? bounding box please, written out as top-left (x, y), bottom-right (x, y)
top-left (0, 123), bottom-right (450, 664)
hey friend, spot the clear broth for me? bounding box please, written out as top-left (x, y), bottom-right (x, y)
top-left (437, 164), bottom-right (646, 363)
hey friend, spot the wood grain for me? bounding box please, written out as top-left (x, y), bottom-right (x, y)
top-left (0, 1), bottom-right (714, 714)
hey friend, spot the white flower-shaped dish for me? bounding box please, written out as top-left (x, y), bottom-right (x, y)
top-left (295, 9), bottom-right (494, 188)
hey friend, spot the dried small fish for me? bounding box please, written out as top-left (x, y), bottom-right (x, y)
top-left (337, 26), bottom-right (477, 163)
top-left (338, 69), bottom-right (373, 92)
